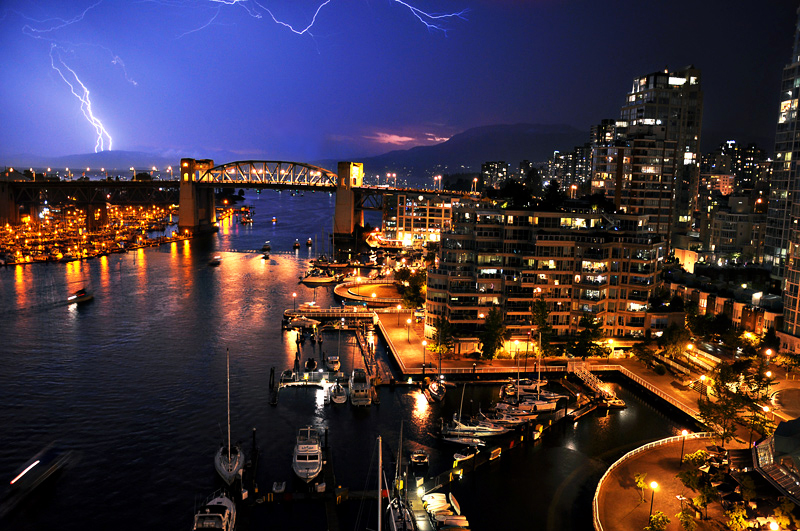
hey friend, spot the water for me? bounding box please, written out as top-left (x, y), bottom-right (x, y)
top-left (0, 191), bottom-right (695, 530)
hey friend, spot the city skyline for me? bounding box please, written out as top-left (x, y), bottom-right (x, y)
top-left (0, 0), bottom-right (797, 163)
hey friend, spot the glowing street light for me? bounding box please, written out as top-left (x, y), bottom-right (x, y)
top-left (648, 481), bottom-right (658, 517)
top-left (292, 292), bottom-right (297, 310)
top-left (397, 304), bottom-right (403, 325)
top-left (679, 430), bottom-right (689, 467)
top-left (407, 318), bottom-right (412, 342)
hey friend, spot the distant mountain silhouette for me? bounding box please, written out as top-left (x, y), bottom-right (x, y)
top-left (355, 123), bottom-right (590, 177)
top-left (4, 123), bottom-right (590, 177)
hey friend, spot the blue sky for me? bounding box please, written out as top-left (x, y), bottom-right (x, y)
top-left (0, 0), bottom-right (797, 162)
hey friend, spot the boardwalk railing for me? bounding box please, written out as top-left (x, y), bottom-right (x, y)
top-left (592, 432), bottom-right (714, 531)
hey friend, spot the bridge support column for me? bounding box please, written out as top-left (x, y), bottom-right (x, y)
top-left (333, 162), bottom-right (363, 255)
top-left (0, 180), bottom-right (19, 226)
top-left (178, 158), bottom-right (218, 234)
top-left (86, 203), bottom-right (107, 231)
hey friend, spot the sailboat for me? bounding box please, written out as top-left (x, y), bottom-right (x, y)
top-left (441, 385), bottom-right (509, 438)
top-left (387, 421), bottom-right (415, 531)
top-left (215, 348), bottom-right (244, 485)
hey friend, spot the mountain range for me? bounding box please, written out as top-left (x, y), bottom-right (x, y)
top-left (3, 123), bottom-right (591, 178)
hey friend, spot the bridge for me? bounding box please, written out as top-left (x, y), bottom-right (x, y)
top-left (0, 159), bottom-right (449, 239)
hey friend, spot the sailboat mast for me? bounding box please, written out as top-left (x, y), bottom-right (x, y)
top-left (378, 435), bottom-right (382, 531)
top-left (226, 348), bottom-right (231, 465)
top-left (538, 331), bottom-right (542, 400)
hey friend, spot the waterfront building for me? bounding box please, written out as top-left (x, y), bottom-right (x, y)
top-left (381, 192), bottom-right (455, 248)
top-left (590, 125), bottom-right (677, 240)
top-left (773, 7), bottom-right (800, 354)
top-left (619, 66), bottom-right (703, 240)
top-left (426, 199), bottom-right (668, 354)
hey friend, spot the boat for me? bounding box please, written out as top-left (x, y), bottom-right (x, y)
top-left (209, 255), bottom-right (221, 266)
top-left (423, 378), bottom-right (446, 403)
top-left (602, 396), bottom-right (627, 409)
top-left (304, 357), bottom-right (317, 371)
top-left (300, 268), bottom-right (340, 284)
top-left (271, 217), bottom-right (277, 223)
top-left (329, 381), bottom-right (347, 404)
top-left (409, 450), bottom-right (429, 467)
top-left (292, 426), bottom-right (323, 483)
top-left (272, 481), bottom-right (286, 493)
top-left (191, 490), bottom-right (236, 531)
top-left (293, 240), bottom-right (300, 250)
top-left (496, 398), bottom-right (556, 413)
top-left (349, 368), bottom-right (372, 406)
top-left (441, 385), bottom-right (510, 438)
top-left (479, 408), bottom-right (534, 425)
top-left (261, 252), bottom-right (269, 260)
top-left (67, 288), bottom-right (93, 304)
top-left (306, 238), bottom-right (313, 247)
top-left (454, 446), bottom-right (479, 462)
top-left (261, 241), bottom-right (271, 252)
top-left (441, 436), bottom-right (485, 446)
top-left (326, 355), bottom-right (341, 372)
top-left (215, 348), bottom-right (244, 486)
top-left (387, 422), bottom-right (415, 531)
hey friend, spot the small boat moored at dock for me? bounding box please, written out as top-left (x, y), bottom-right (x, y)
top-left (349, 368), bottom-right (372, 406)
top-left (191, 490), bottom-right (236, 531)
top-left (292, 426), bottom-right (323, 483)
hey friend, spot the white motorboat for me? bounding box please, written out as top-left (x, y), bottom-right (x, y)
top-left (454, 446), bottom-right (479, 462)
top-left (326, 355), bottom-right (341, 372)
top-left (208, 255), bottom-right (221, 266)
top-left (349, 368), bottom-right (372, 406)
top-left (292, 426), bottom-right (323, 483)
top-left (329, 381), bottom-right (347, 404)
top-left (215, 349), bottom-right (244, 485)
top-left (191, 490), bottom-right (236, 531)
top-left (423, 378), bottom-right (446, 403)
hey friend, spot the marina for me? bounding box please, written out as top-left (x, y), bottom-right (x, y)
top-left (0, 192), bottom-right (699, 531)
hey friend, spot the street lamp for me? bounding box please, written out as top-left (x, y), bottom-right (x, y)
top-left (422, 340), bottom-right (427, 375)
top-left (766, 370), bottom-right (773, 398)
top-left (407, 318), bottom-right (412, 342)
top-left (700, 375), bottom-right (707, 396)
top-left (649, 481), bottom-right (658, 517)
top-left (679, 430), bottom-right (689, 467)
top-left (292, 292), bottom-right (297, 311)
top-left (397, 304), bottom-right (402, 325)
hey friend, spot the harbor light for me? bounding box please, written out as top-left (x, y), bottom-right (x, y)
top-left (649, 481), bottom-right (658, 517)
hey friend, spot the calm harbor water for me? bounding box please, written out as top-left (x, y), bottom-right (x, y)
top-left (0, 191), bottom-right (696, 530)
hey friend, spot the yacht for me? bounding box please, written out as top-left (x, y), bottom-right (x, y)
top-left (326, 355), bottom-right (341, 372)
top-left (349, 368), bottom-right (372, 406)
top-left (329, 381), bottom-right (347, 404)
top-left (191, 490), bottom-right (236, 531)
top-left (292, 426), bottom-right (323, 483)
top-left (300, 268), bottom-right (340, 284)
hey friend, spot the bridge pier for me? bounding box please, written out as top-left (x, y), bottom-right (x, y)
top-left (333, 162), bottom-right (364, 258)
top-left (178, 158), bottom-right (218, 234)
top-left (0, 179), bottom-right (20, 226)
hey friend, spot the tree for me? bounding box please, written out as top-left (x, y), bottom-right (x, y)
top-left (567, 314), bottom-right (610, 359)
top-left (773, 496), bottom-right (800, 528)
top-left (724, 503), bottom-right (748, 531)
top-left (432, 315), bottom-right (455, 359)
top-left (478, 306), bottom-right (510, 360)
top-left (697, 362), bottom-right (748, 447)
top-left (644, 511), bottom-right (670, 531)
top-left (631, 342), bottom-right (656, 367)
top-left (656, 323), bottom-right (690, 360)
top-left (676, 507), bottom-right (697, 531)
top-left (693, 483), bottom-right (718, 520)
top-left (401, 269), bottom-right (427, 309)
top-left (530, 295), bottom-right (555, 357)
top-left (634, 472), bottom-right (648, 503)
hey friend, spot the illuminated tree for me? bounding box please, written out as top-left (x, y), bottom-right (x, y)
top-left (478, 306), bottom-right (510, 360)
top-left (724, 503), bottom-right (747, 531)
top-left (644, 511), bottom-right (670, 531)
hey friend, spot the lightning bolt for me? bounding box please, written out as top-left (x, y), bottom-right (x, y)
top-left (50, 45), bottom-right (113, 152)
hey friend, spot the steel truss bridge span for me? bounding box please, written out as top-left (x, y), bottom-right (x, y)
top-left (197, 161), bottom-right (338, 189)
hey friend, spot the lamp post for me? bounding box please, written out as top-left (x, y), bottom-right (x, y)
top-left (407, 318), bottom-right (412, 342)
top-left (649, 481), bottom-right (658, 517)
top-left (292, 292), bottom-right (297, 311)
top-left (397, 304), bottom-right (402, 325)
top-left (700, 374), bottom-right (707, 396)
top-left (766, 370), bottom-right (773, 399)
top-left (422, 340), bottom-right (427, 375)
top-left (356, 276), bottom-right (362, 298)
top-left (679, 430), bottom-right (688, 467)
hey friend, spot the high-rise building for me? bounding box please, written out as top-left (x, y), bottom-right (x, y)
top-left (766, 7), bottom-right (800, 285)
top-left (620, 66), bottom-right (703, 238)
top-left (590, 125), bottom-right (677, 239)
top-left (776, 7), bottom-right (800, 347)
top-left (481, 161), bottom-right (509, 189)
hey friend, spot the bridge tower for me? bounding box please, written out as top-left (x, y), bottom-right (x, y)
top-left (334, 162), bottom-right (364, 248)
top-left (0, 177), bottom-right (19, 225)
top-left (178, 158), bottom-right (218, 234)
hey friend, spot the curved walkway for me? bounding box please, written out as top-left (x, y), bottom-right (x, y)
top-left (333, 280), bottom-right (402, 306)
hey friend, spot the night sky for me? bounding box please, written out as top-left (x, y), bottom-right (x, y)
top-left (1, 0), bottom-right (798, 162)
